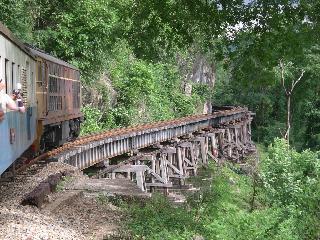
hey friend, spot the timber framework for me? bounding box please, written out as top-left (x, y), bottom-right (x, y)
top-left (51, 106), bottom-right (255, 192)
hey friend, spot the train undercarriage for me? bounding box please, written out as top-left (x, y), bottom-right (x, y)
top-left (40, 118), bottom-right (81, 152)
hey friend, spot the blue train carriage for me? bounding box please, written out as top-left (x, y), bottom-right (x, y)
top-left (0, 22), bottom-right (37, 175)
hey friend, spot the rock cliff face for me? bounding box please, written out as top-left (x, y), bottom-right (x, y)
top-left (183, 54), bottom-right (216, 114)
top-left (191, 56), bottom-right (216, 87)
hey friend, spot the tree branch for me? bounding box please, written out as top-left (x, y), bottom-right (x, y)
top-left (279, 59), bottom-right (289, 96)
top-left (291, 70), bottom-right (305, 92)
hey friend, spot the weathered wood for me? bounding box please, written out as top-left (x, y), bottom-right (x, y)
top-left (208, 152), bottom-right (218, 163)
top-left (200, 140), bottom-right (207, 164)
top-left (112, 165), bottom-right (149, 172)
top-left (176, 147), bottom-right (184, 175)
top-left (145, 183), bottom-right (173, 187)
top-left (226, 129), bottom-right (232, 158)
top-left (161, 147), bottom-right (176, 154)
top-left (47, 173), bottom-right (62, 192)
top-left (166, 160), bottom-right (183, 176)
top-left (21, 182), bottom-right (51, 208)
top-left (136, 171), bottom-right (145, 191)
top-left (179, 142), bottom-right (192, 148)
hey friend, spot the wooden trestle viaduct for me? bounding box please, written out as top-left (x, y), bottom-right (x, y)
top-left (54, 106), bottom-right (255, 192)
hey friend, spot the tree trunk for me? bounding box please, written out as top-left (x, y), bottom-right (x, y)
top-left (285, 94), bottom-right (291, 142)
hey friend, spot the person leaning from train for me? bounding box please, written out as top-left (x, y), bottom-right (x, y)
top-left (0, 78), bottom-right (25, 120)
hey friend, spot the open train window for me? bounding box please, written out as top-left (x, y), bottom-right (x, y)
top-left (41, 62), bottom-right (45, 82)
top-left (5, 59), bottom-right (9, 94)
top-left (11, 62), bottom-right (15, 90)
top-left (17, 65), bottom-right (20, 82)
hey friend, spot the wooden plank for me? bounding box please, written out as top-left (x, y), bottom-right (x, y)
top-left (184, 157), bottom-right (196, 167)
top-left (148, 169), bottom-right (167, 183)
top-left (161, 147), bottom-right (176, 154)
top-left (100, 155), bottom-right (144, 173)
top-left (193, 137), bottom-right (205, 142)
top-left (113, 165), bottom-right (149, 172)
top-left (165, 160), bottom-right (182, 175)
top-left (179, 142), bottom-right (192, 148)
top-left (168, 174), bottom-right (186, 179)
top-left (208, 152), bottom-right (218, 163)
top-left (176, 147), bottom-right (184, 175)
top-left (145, 183), bottom-right (173, 187)
top-left (136, 171), bottom-right (145, 191)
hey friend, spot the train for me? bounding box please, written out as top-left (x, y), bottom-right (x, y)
top-left (0, 22), bottom-right (83, 176)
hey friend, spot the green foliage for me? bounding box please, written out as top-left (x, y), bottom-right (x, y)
top-left (126, 194), bottom-right (197, 240)
top-left (305, 99), bottom-right (320, 150)
top-left (260, 138), bottom-right (320, 238)
top-left (80, 106), bottom-right (104, 135)
top-left (30, 0), bottom-right (123, 82)
top-left (89, 41), bottom-right (205, 128)
top-left (56, 176), bottom-right (73, 192)
top-left (0, 0), bottom-right (34, 41)
top-left (125, 142), bottom-right (320, 240)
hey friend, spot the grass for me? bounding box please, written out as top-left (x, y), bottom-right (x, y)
top-left (115, 162), bottom-right (258, 240)
top-left (56, 176), bottom-right (73, 192)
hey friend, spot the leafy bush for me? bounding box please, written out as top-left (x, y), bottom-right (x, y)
top-left (260, 138), bottom-right (320, 239)
top-left (124, 141), bottom-right (320, 240)
top-left (80, 106), bottom-right (104, 135)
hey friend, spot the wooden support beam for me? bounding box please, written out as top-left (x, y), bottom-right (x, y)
top-left (147, 169), bottom-right (168, 184)
top-left (145, 183), bottom-right (173, 188)
top-left (226, 129), bottom-right (232, 158)
top-left (112, 165), bottom-right (149, 172)
top-left (200, 140), bottom-right (207, 165)
top-left (165, 160), bottom-right (183, 176)
top-left (161, 147), bottom-right (176, 154)
top-left (208, 151), bottom-right (218, 163)
top-left (136, 171), bottom-right (145, 191)
top-left (179, 142), bottom-right (192, 148)
top-left (176, 146), bottom-right (184, 176)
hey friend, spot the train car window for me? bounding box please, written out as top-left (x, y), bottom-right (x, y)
top-left (5, 59), bottom-right (9, 94)
top-left (57, 77), bottom-right (60, 93)
top-left (72, 81), bottom-right (80, 109)
top-left (21, 67), bottom-right (27, 106)
top-left (49, 76), bottom-right (58, 93)
top-left (48, 95), bottom-right (62, 111)
top-left (58, 96), bottom-right (62, 110)
top-left (11, 62), bottom-right (15, 90)
top-left (41, 63), bottom-right (45, 82)
top-left (17, 65), bottom-right (20, 82)
top-left (36, 63), bottom-right (42, 87)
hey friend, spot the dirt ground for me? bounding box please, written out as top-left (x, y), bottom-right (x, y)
top-left (0, 162), bottom-right (125, 240)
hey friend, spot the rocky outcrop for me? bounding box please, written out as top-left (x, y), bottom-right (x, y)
top-left (180, 53), bottom-right (216, 114)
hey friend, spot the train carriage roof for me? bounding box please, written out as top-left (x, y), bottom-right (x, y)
top-left (26, 44), bottom-right (79, 71)
top-left (0, 22), bottom-right (78, 71)
top-left (0, 22), bottom-right (35, 59)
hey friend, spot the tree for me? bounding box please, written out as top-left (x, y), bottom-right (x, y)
top-left (279, 60), bottom-right (305, 142)
top-left (219, 0), bottom-right (319, 146)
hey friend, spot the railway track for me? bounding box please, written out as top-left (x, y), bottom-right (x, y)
top-left (1, 106), bottom-right (254, 203)
top-left (11, 106), bottom-right (249, 174)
